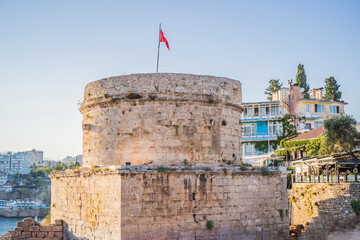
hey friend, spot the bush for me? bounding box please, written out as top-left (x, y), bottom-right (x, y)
top-left (41, 211), bottom-right (51, 225)
top-left (206, 220), bottom-right (214, 230)
top-left (351, 200), bottom-right (360, 215)
top-left (261, 167), bottom-right (270, 176)
top-left (157, 166), bottom-right (166, 173)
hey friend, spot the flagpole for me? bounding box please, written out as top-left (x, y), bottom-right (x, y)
top-left (156, 23), bottom-right (161, 73)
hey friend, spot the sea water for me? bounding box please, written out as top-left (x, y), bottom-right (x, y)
top-left (0, 217), bottom-right (43, 236)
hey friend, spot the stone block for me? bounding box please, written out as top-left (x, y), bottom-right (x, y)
top-left (52, 225), bottom-right (63, 232)
top-left (30, 226), bottom-right (40, 231)
top-left (54, 219), bottom-right (62, 225)
top-left (54, 231), bottom-right (63, 237)
top-left (36, 231), bottom-right (47, 238)
top-left (22, 231), bottom-right (32, 238)
top-left (40, 225), bottom-right (52, 231)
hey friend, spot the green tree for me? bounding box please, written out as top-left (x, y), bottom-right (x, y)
top-left (54, 162), bottom-right (67, 171)
top-left (265, 79), bottom-right (283, 101)
top-left (319, 115), bottom-right (360, 158)
top-left (279, 114), bottom-right (298, 140)
top-left (324, 76), bottom-right (342, 101)
top-left (69, 161), bottom-right (76, 169)
top-left (296, 64), bottom-right (310, 98)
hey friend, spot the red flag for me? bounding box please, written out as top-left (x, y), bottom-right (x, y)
top-left (160, 29), bottom-right (170, 51)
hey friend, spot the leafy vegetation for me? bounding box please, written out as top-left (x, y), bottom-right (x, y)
top-left (319, 115), bottom-right (360, 158)
top-left (30, 167), bottom-right (53, 178)
top-left (351, 200), bottom-right (360, 215)
top-left (296, 64), bottom-right (310, 98)
top-left (206, 220), bottom-right (214, 230)
top-left (324, 76), bottom-right (342, 101)
top-left (157, 166), bottom-right (167, 173)
top-left (261, 167), bottom-right (270, 176)
top-left (42, 210), bottom-right (51, 225)
top-left (278, 114), bottom-right (298, 140)
top-left (265, 79), bottom-right (283, 101)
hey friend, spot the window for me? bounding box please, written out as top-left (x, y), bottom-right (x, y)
top-left (314, 104), bottom-right (324, 113)
top-left (269, 122), bottom-right (276, 135)
top-left (244, 143), bottom-right (256, 156)
top-left (270, 106), bottom-right (278, 116)
top-left (329, 105), bottom-right (340, 114)
top-left (315, 122), bottom-right (324, 128)
top-left (305, 123), bottom-right (312, 130)
top-left (306, 104), bottom-right (310, 113)
top-left (242, 123), bottom-right (256, 136)
top-left (260, 107), bottom-right (266, 116)
top-left (247, 108), bottom-right (254, 117)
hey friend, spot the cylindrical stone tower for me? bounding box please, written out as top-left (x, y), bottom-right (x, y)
top-left (80, 73), bottom-right (242, 167)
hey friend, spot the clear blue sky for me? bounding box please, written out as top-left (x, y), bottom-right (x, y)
top-left (0, 0), bottom-right (359, 160)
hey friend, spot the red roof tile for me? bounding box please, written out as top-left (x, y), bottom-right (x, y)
top-left (290, 126), bottom-right (325, 141)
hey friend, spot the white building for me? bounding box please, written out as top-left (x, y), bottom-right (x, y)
top-left (0, 152), bottom-right (31, 175)
top-left (25, 149), bottom-right (44, 167)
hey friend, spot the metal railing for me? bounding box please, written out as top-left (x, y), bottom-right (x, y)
top-left (293, 174), bottom-right (360, 183)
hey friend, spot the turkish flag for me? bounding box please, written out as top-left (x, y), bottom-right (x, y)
top-left (160, 30), bottom-right (170, 51)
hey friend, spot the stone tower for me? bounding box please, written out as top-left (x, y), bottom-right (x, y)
top-left (80, 73), bottom-right (242, 167)
top-left (51, 73), bottom-right (289, 240)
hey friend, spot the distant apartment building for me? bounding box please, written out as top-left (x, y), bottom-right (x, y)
top-left (0, 152), bottom-right (31, 175)
top-left (43, 160), bottom-right (57, 168)
top-left (272, 84), bottom-right (346, 132)
top-left (25, 149), bottom-right (44, 167)
top-left (0, 154), bottom-right (11, 174)
top-left (61, 155), bottom-right (82, 167)
top-left (0, 175), bottom-right (8, 185)
top-left (75, 155), bottom-right (83, 166)
top-left (241, 101), bottom-right (285, 164)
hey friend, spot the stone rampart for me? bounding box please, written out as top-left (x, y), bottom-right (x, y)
top-left (80, 73), bottom-right (242, 167)
top-left (51, 167), bottom-right (289, 240)
top-left (290, 183), bottom-right (360, 239)
top-left (4, 218), bottom-right (63, 240)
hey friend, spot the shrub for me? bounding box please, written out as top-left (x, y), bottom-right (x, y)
top-left (41, 211), bottom-right (51, 225)
top-left (261, 167), bottom-right (270, 176)
top-left (351, 200), bottom-right (360, 215)
top-left (157, 166), bottom-right (166, 173)
top-left (289, 195), bottom-right (296, 204)
top-left (206, 220), bottom-right (214, 230)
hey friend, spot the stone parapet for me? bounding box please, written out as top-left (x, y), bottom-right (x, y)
top-left (4, 218), bottom-right (63, 240)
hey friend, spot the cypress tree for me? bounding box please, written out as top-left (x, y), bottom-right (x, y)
top-left (296, 64), bottom-right (310, 98)
top-left (324, 76), bottom-right (341, 101)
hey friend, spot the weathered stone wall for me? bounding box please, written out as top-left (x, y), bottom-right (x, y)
top-left (290, 183), bottom-right (360, 239)
top-left (51, 167), bottom-right (289, 240)
top-left (80, 73), bottom-right (242, 167)
top-left (5, 218), bottom-right (63, 240)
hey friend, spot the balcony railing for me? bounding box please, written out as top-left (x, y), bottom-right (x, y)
top-left (241, 113), bottom-right (284, 120)
top-left (292, 174), bottom-right (360, 183)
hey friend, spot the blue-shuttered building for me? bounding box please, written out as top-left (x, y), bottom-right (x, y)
top-left (241, 101), bottom-right (286, 165)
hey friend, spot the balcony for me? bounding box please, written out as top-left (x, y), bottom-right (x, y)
top-left (241, 113), bottom-right (284, 122)
top-left (242, 134), bottom-right (280, 141)
top-left (301, 114), bottom-right (319, 119)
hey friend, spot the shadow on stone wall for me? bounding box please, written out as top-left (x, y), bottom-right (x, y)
top-left (290, 183), bottom-right (360, 239)
top-left (63, 221), bottom-right (89, 240)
